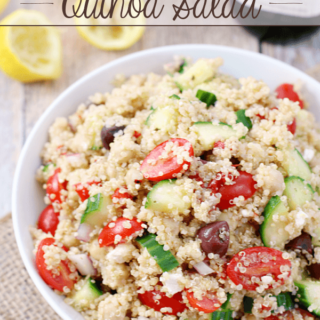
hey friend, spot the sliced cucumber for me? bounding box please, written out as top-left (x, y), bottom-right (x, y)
top-left (178, 60), bottom-right (187, 73)
top-left (243, 293), bottom-right (293, 314)
top-left (236, 110), bottom-right (252, 130)
top-left (91, 145), bottom-right (102, 151)
top-left (72, 277), bottom-right (103, 307)
top-left (145, 107), bottom-right (177, 131)
top-left (145, 179), bottom-right (191, 214)
top-left (312, 227), bottom-right (320, 247)
top-left (80, 193), bottom-right (111, 227)
top-left (193, 121), bottom-right (237, 151)
top-left (260, 196), bottom-right (290, 249)
top-left (42, 163), bottom-right (55, 172)
top-left (83, 113), bottom-right (104, 149)
top-left (196, 89), bottom-right (217, 108)
top-left (209, 310), bottom-right (233, 320)
top-left (175, 59), bottom-right (216, 90)
top-left (294, 278), bottom-right (320, 316)
top-left (169, 94), bottom-right (180, 100)
top-left (136, 233), bottom-right (179, 272)
top-left (221, 293), bottom-right (233, 310)
top-left (243, 296), bottom-right (253, 313)
top-left (283, 176), bottom-right (314, 210)
top-left (275, 293), bottom-right (294, 311)
top-left (283, 148), bottom-right (312, 181)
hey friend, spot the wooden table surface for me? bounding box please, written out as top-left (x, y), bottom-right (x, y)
top-left (1, 22), bottom-right (320, 218)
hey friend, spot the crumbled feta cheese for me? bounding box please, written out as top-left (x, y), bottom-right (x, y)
top-left (106, 243), bottom-right (136, 263)
top-left (296, 209), bottom-right (307, 228)
top-left (303, 148), bottom-right (315, 162)
top-left (241, 209), bottom-right (253, 217)
top-left (160, 272), bottom-right (184, 295)
top-left (261, 275), bottom-right (273, 285)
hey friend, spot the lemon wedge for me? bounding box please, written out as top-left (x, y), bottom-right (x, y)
top-left (75, 0), bottom-right (145, 51)
top-left (0, 10), bottom-right (62, 83)
top-left (0, 0), bottom-right (9, 15)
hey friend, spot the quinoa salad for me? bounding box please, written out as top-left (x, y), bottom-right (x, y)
top-left (31, 57), bottom-right (320, 320)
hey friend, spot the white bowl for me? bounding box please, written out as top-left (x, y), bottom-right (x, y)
top-left (12, 44), bottom-right (320, 320)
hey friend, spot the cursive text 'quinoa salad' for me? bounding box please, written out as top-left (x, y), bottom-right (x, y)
top-left (31, 57), bottom-right (320, 320)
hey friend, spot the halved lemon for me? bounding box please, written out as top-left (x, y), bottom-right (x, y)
top-left (75, 0), bottom-right (146, 51)
top-left (0, 10), bottom-right (62, 83)
top-left (0, 0), bottom-right (9, 15)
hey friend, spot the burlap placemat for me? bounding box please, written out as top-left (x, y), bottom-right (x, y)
top-left (0, 214), bottom-right (62, 320)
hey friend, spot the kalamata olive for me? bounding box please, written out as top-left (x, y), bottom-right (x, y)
top-left (307, 263), bottom-right (320, 280)
top-left (200, 150), bottom-right (212, 162)
top-left (197, 221), bottom-right (230, 257)
top-left (101, 125), bottom-right (126, 150)
top-left (285, 232), bottom-right (313, 256)
top-left (230, 157), bottom-right (240, 166)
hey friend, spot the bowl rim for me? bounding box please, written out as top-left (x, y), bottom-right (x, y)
top-left (12, 43), bottom-right (320, 319)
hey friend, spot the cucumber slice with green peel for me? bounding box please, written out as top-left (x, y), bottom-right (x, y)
top-left (145, 107), bottom-right (177, 131)
top-left (83, 113), bottom-right (104, 149)
top-left (274, 293), bottom-right (294, 311)
top-left (178, 60), bottom-right (187, 74)
top-left (236, 110), bottom-right (252, 130)
top-left (312, 227), bottom-right (320, 247)
top-left (193, 121), bottom-right (237, 151)
top-left (42, 163), bottom-right (55, 172)
top-left (80, 193), bottom-right (111, 227)
top-left (243, 293), bottom-right (293, 314)
top-left (294, 279), bottom-right (320, 316)
top-left (196, 89), bottom-right (217, 108)
top-left (221, 293), bottom-right (233, 310)
top-left (175, 59), bottom-right (216, 90)
top-left (209, 310), bottom-right (233, 320)
top-left (145, 179), bottom-right (191, 214)
top-left (72, 277), bottom-right (103, 307)
top-left (136, 233), bottom-right (179, 272)
top-left (169, 94), bottom-right (180, 100)
top-left (243, 296), bottom-right (254, 313)
top-left (283, 176), bottom-right (314, 210)
top-left (283, 148), bottom-right (312, 181)
top-left (260, 196), bottom-right (290, 249)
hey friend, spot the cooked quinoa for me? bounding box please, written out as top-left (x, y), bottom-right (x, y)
top-left (31, 57), bottom-right (320, 320)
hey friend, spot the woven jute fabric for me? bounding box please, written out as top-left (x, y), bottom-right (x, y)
top-left (0, 214), bottom-right (62, 320)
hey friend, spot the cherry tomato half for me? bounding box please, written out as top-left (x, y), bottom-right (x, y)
top-left (210, 171), bottom-right (256, 211)
top-left (265, 310), bottom-right (294, 320)
top-left (38, 205), bottom-right (60, 236)
top-left (138, 288), bottom-right (187, 315)
top-left (112, 186), bottom-right (133, 208)
top-left (226, 247), bottom-right (291, 291)
top-left (186, 291), bottom-right (221, 313)
top-left (36, 238), bottom-right (76, 292)
top-left (213, 141), bottom-right (225, 149)
top-left (256, 107), bottom-right (296, 135)
top-left (264, 309), bottom-right (313, 320)
top-left (287, 118), bottom-right (297, 135)
top-left (140, 138), bottom-right (194, 181)
top-left (46, 168), bottom-right (68, 204)
top-left (98, 217), bottom-right (143, 247)
top-left (74, 180), bottom-right (101, 202)
top-left (275, 83), bottom-right (304, 109)
top-left (296, 308), bottom-right (316, 320)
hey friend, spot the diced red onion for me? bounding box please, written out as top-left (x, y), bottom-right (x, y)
top-left (66, 153), bottom-right (81, 165)
top-left (68, 120), bottom-right (77, 133)
top-left (69, 253), bottom-right (97, 276)
top-left (76, 223), bottom-right (92, 242)
top-left (194, 261), bottom-right (214, 276)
